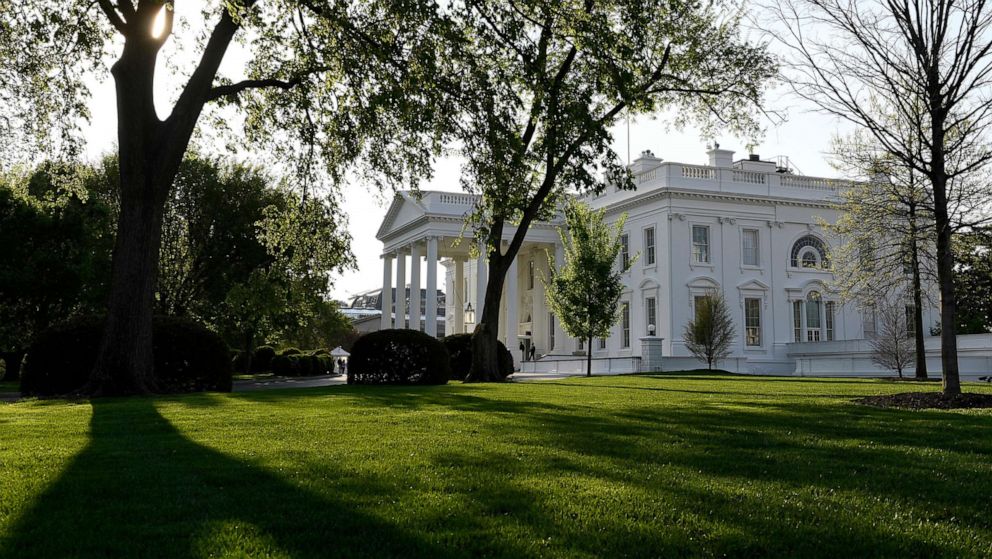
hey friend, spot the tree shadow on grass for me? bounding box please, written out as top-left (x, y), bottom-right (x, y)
top-left (0, 397), bottom-right (463, 559)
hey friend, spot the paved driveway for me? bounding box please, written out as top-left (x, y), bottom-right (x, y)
top-left (233, 374), bottom-right (347, 392)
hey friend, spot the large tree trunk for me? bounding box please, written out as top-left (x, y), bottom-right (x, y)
top-left (928, 111), bottom-right (961, 395)
top-left (466, 253), bottom-right (508, 382)
top-left (909, 219), bottom-right (928, 381)
top-left (586, 335), bottom-right (592, 377)
top-left (86, 177), bottom-right (168, 395)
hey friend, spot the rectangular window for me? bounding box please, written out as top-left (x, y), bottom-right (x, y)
top-left (528, 260), bottom-right (535, 290)
top-left (806, 298), bottom-right (821, 342)
top-left (621, 302), bottom-right (631, 348)
top-left (646, 297), bottom-right (657, 335)
top-left (826, 301), bottom-right (835, 341)
top-left (620, 234), bottom-right (630, 268)
top-left (578, 338), bottom-right (585, 351)
top-left (905, 305), bottom-right (916, 338)
top-left (644, 227), bottom-right (656, 265)
top-left (742, 228), bottom-right (759, 266)
top-left (549, 313), bottom-right (556, 350)
top-left (745, 298), bottom-right (761, 346)
top-left (599, 337), bottom-right (607, 350)
top-left (793, 300), bottom-right (803, 342)
top-left (694, 295), bottom-right (711, 322)
top-left (692, 225), bottom-right (710, 264)
top-left (863, 306), bottom-right (877, 338)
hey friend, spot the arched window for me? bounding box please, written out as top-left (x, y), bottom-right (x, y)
top-left (790, 235), bottom-right (829, 269)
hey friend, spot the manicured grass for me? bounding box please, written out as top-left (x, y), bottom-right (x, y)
top-left (1, 373), bottom-right (991, 558)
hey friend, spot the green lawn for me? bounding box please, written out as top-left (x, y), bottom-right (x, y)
top-left (1, 373), bottom-right (991, 558)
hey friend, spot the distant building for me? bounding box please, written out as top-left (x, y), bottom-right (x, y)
top-left (341, 287), bottom-right (444, 335)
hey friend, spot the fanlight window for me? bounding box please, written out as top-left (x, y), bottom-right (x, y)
top-left (790, 235), bottom-right (829, 269)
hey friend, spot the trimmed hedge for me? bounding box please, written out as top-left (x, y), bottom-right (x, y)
top-left (348, 329), bottom-right (450, 385)
top-left (21, 316), bottom-right (232, 396)
top-left (442, 333), bottom-right (514, 381)
top-left (270, 351), bottom-right (333, 377)
top-left (253, 345), bottom-right (276, 372)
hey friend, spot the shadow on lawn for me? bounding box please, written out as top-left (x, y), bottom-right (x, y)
top-left (0, 398), bottom-right (459, 559)
top-left (4, 377), bottom-right (992, 558)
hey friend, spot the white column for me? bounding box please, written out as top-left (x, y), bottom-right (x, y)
top-left (476, 240), bottom-right (488, 321)
top-left (425, 236), bottom-right (438, 337)
top-left (380, 253), bottom-right (393, 330)
top-left (454, 259), bottom-right (465, 334)
top-left (506, 254), bottom-right (520, 364)
top-left (410, 243), bottom-right (422, 331)
top-left (395, 249), bottom-right (407, 329)
top-left (552, 243), bottom-right (572, 354)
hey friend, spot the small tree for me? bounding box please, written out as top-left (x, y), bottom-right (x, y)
top-left (870, 301), bottom-right (917, 379)
top-left (544, 201), bottom-right (634, 377)
top-left (683, 293), bottom-right (735, 370)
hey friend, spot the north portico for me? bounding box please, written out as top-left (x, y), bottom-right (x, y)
top-left (373, 146), bottom-right (988, 377)
top-left (376, 191), bottom-right (565, 364)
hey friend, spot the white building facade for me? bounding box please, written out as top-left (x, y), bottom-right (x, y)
top-left (375, 147), bottom-right (981, 376)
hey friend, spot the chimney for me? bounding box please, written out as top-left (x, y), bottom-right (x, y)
top-left (707, 144), bottom-right (735, 167)
top-left (749, 154), bottom-right (760, 161)
top-left (630, 149), bottom-right (663, 174)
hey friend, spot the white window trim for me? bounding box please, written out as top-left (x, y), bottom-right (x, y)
top-left (740, 226), bottom-right (761, 269)
top-left (690, 222), bottom-right (713, 268)
top-left (643, 225), bottom-right (657, 268)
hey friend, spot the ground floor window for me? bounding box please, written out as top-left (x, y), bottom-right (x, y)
top-left (825, 301), bottom-right (835, 341)
top-left (621, 302), bottom-right (631, 348)
top-left (645, 296), bottom-right (657, 335)
top-left (549, 313), bottom-right (555, 350)
top-left (794, 292), bottom-right (834, 342)
top-left (599, 337), bottom-right (607, 350)
top-left (745, 298), bottom-right (761, 346)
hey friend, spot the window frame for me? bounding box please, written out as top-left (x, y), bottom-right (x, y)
top-left (645, 296), bottom-right (657, 336)
top-left (644, 226), bottom-right (656, 266)
top-left (620, 233), bottom-right (630, 268)
top-left (691, 225), bottom-right (711, 264)
top-left (742, 228), bottom-right (760, 267)
top-left (744, 297), bottom-right (762, 347)
top-left (621, 301), bottom-right (631, 348)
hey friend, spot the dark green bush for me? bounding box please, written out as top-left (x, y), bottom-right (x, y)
top-left (21, 316), bottom-right (232, 396)
top-left (280, 347), bottom-right (301, 356)
top-left (348, 329), bottom-right (450, 385)
top-left (271, 354), bottom-right (292, 376)
top-left (442, 333), bottom-right (514, 381)
top-left (252, 345), bottom-right (276, 372)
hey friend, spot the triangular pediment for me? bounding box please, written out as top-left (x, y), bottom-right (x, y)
top-left (737, 279), bottom-right (770, 291)
top-left (376, 192), bottom-right (428, 240)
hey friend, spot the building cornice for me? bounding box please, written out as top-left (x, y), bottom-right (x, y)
top-left (601, 188), bottom-right (836, 217)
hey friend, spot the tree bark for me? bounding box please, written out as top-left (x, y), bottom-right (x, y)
top-left (909, 212), bottom-right (928, 381)
top-left (929, 120), bottom-right (961, 395)
top-left (466, 249), bottom-right (508, 382)
top-left (587, 335), bottom-right (592, 377)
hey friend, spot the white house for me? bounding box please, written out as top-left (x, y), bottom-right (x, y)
top-left (375, 146), bottom-right (991, 377)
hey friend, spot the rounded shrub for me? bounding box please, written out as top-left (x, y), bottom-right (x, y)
top-left (295, 355), bottom-right (313, 377)
top-left (442, 333), bottom-right (514, 381)
top-left (349, 329), bottom-right (450, 385)
top-left (252, 345), bottom-right (276, 372)
top-left (271, 354), bottom-right (292, 376)
top-left (21, 316), bottom-right (232, 396)
top-left (280, 347), bottom-right (302, 356)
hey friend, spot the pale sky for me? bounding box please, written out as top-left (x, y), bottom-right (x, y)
top-left (79, 5), bottom-right (851, 303)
